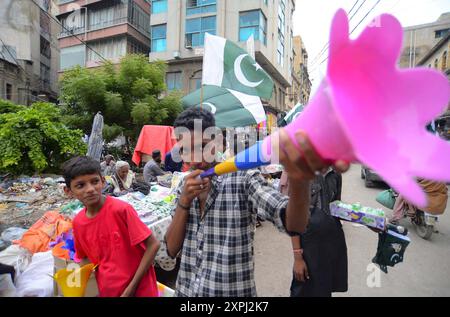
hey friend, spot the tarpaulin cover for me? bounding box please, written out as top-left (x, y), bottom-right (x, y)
top-left (132, 125), bottom-right (177, 166)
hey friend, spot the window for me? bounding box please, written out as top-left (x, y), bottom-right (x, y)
top-left (40, 36), bottom-right (51, 59)
top-left (129, 2), bottom-right (150, 35)
top-left (279, 88), bottom-right (284, 109)
top-left (277, 0), bottom-right (286, 65)
top-left (40, 63), bottom-right (50, 85)
top-left (264, 0), bottom-right (268, 5)
top-left (435, 28), bottom-right (450, 38)
top-left (442, 51), bottom-right (448, 70)
top-left (151, 24), bottom-right (167, 52)
top-left (187, 0), bottom-right (216, 16)
top-left (128, 39), bottom-right (149, 55)
top-left (166, 72), bottom-right (182, 91)
top-left (277, 36), bottom-right (284, 65)
top-left (185, 16), bottom-right (216, 47)
top-left (152, 0), bottom-right (167, 14)
top-left (6, 83), bottom-right (12, 100)
top-left (239, 10), bottom-right (267, 45)
top-left (278, 0), bottom-right (286, 36)
top-left (87, 37), bottom-right (126, 62)
top-left (60, 44), bottom-right (86, 70)
top-left (88, 3), bottom-right (128, 31)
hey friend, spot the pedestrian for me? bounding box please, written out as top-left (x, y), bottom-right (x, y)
top-left (280, 168), bottom-right (348, 297)
top-left (164, 146), bottom-right (183, 173)
top-left (164, 108), bottom-right (349, 297)
top-left (143, 150), bottom-right (168, 184)
top-left (109, 161), bottom-right (136, 196)
top-left (100, 154), bottom-right (116, 176)
top-left (63, 156), bottom-right (160, 297)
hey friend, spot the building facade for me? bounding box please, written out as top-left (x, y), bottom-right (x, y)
top-left (285, 35), bottom-right (310, 109)
top-left (149, 0), bottom-right (296, 114)
top-left (0, 0), bottom-right (60, 104)
top-left (400, 12), bottom-right (450, 68)
top-left (417, 33), bottom-right (450, 139)
top-left (56, 0), bottom-right (150, 70)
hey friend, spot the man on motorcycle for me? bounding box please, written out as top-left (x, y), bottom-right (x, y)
top-left (389, 179), bottom-right (448, 224)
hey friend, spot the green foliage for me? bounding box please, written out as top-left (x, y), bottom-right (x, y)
top-left (0, 102), bottom-right (87, 175)
top-left (59, 54), bottom-right (181, 143)
top-left (0, 99), bottom-right (26, 115)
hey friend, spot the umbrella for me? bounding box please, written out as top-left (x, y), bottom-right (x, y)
top-left (182, 85), bottom-right (266, 128)
top-left (87, 112), bottom-right (104, 161)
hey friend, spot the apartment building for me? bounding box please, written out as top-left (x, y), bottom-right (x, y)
top-left (57, 0), bottom-right (151, 70)
top-left (149, 0), bottom-right (296, 114)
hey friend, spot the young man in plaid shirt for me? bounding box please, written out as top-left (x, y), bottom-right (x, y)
top-left (165, 108), bottom-right (349, 297)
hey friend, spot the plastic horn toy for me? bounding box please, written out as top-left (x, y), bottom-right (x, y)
top-left (200, 9), bottom-right (450, 208)
top-left (54, 263), bottom-right (97, 297)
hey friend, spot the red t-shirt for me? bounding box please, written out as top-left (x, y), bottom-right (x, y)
top-left (73, 196), bottom-right (158, 297)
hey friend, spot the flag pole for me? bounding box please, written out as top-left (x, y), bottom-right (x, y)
top-left (200, 84), bottom-right (204, 110)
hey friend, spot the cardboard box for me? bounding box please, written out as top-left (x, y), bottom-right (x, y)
top-left (329, 201), bottom-right (386, 230)
top-left (53, 256), bottom-right (99, 297)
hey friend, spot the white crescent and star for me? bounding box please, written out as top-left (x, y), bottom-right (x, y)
top-left (201, 102), bottom-right (217, 114)
top-left (234, 54), bottom-right (264, 88)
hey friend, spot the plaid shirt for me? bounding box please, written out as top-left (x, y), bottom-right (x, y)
top-left (170, 169), bottom-right (289, 297)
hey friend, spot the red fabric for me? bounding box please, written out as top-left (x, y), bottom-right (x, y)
top-left (132, 125), bottom-right (177, 166)
top-left (73, 196), bottom-right (158, 297)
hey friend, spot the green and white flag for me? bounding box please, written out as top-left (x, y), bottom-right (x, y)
top-left (284, 103), bottom-right (305, 124)
top-left (181, 85), bottom-right (266, 128)
top-left (278, 103), bottom-right (305, 127)
top-left (202, 33), bottom-right (274, 100)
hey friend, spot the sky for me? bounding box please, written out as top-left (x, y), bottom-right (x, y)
top-left (292, 0), bottom-right (450, 94)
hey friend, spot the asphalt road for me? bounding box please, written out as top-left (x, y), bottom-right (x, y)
top-left (254, 164), bottom-right (450, 297)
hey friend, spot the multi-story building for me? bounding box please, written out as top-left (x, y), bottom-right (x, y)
top-left (0, 0), bottom-right (60, 104)
top-left (286, 35), bottom-right (310, 109)
top-left (417, 33), bottom-right (449, 139)
top-left (149, 0), bottom-right (296, 115)
top-left (56, 0), bottom-right (150, 71)
top-left (400, 12), bottom-right (450, 68)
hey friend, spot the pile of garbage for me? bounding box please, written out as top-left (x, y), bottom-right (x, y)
top-left (0, 176), bottom-right (70, 224)
top-left (0, 208), bottom-right (77, 297)
top-left (0, 175), bottom-right (76, 251)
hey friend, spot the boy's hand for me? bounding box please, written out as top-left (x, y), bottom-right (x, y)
top-left (179, 170), bottom-right (211, 207)
top-left (277, 129), bottom-right (349, 182)
top-left (293, 258), bottom-right (309, 282)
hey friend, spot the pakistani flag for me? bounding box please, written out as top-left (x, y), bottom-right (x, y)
top-left (202, 33), bottom-right (274, 100)
top-left (182, 85), bottom-right (266, 128)
top-left (278, 103), bottom-right (304, 127)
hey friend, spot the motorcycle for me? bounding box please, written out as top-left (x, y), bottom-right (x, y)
top-left (376, 189), bottom-right (439, 240)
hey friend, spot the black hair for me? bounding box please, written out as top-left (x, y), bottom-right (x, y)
top-left (173, 108), bottom-right (216, 132)
top-left (62, 156), bottom-right (102, 188)
top-left (152, 149), bottom-right (161, 159)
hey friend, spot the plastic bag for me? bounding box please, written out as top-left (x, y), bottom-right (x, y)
top-left (15, 251), bottom-right (54, 297)
top-left (1, 227), bottom-right (28, 243)
top-left (0, 274), bottom-right (17, 297)
top-left (0, 245), bottom-right (32, 275)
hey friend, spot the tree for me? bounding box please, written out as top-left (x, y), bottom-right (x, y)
top-left (59, 54), bottom-right (183, 144)
top-left (0, 102), bottom-right (87, 175)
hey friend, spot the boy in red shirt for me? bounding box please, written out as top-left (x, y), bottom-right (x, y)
top-left (63, 156), bottom-right (160, 297)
